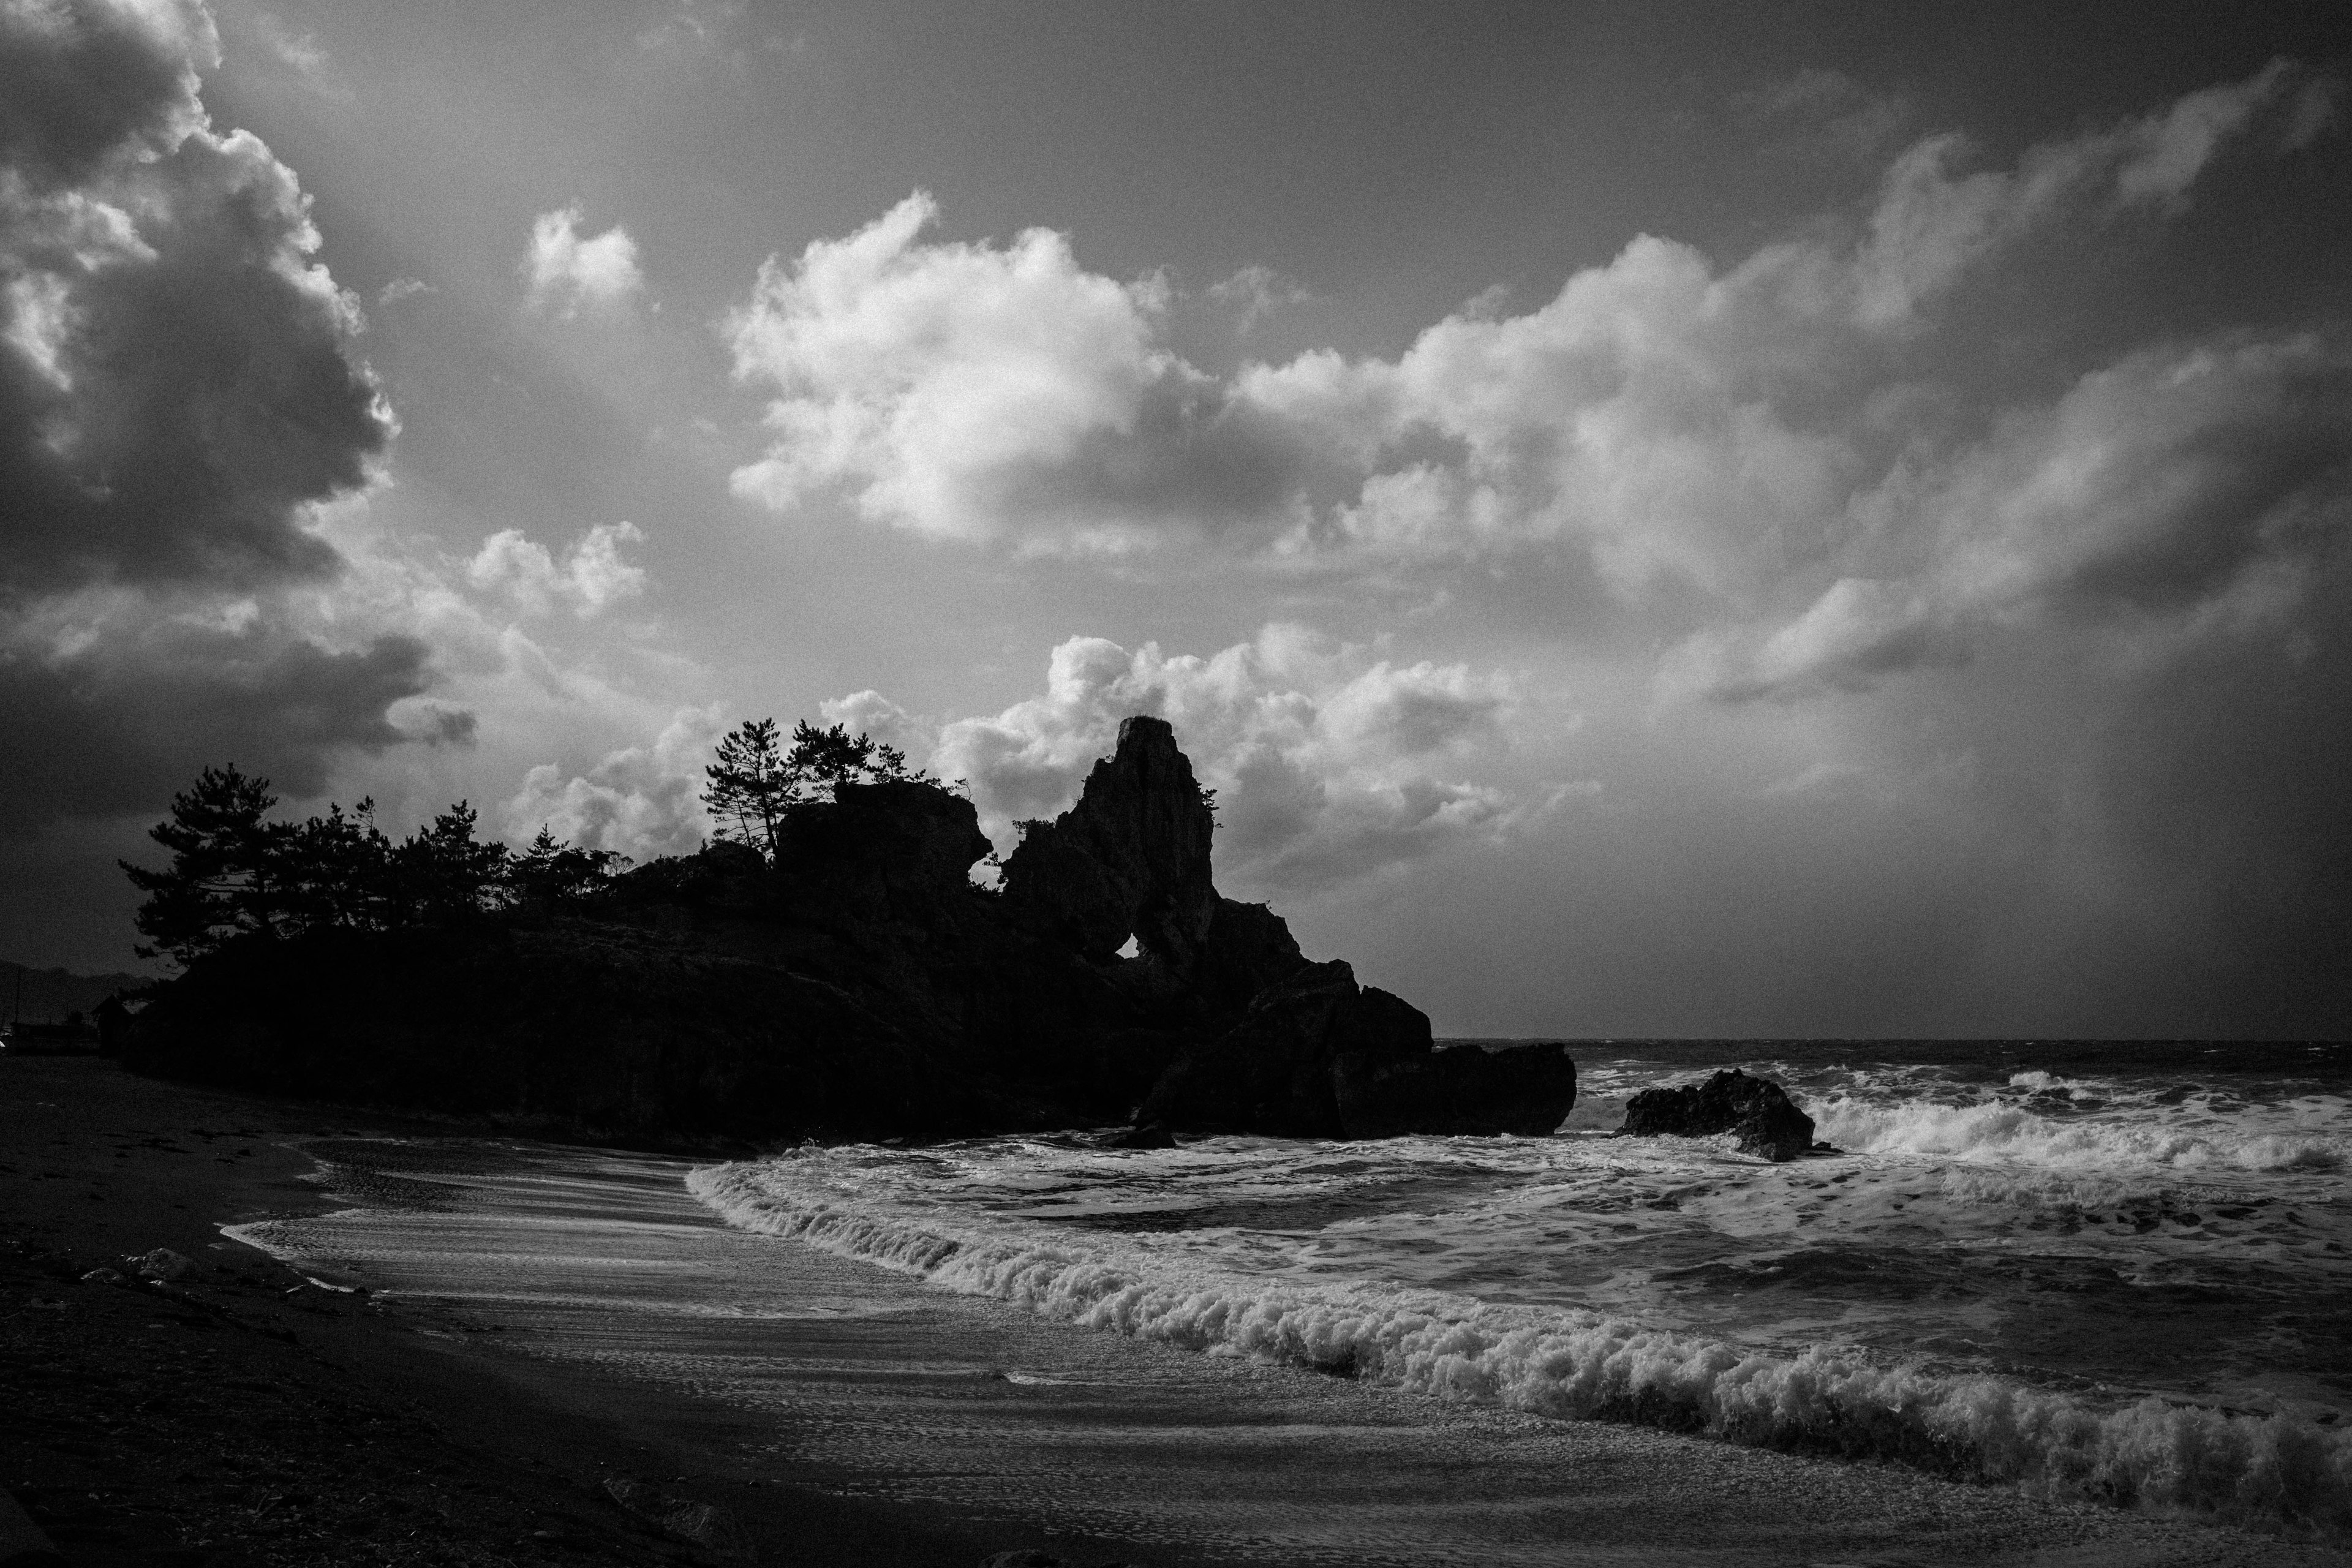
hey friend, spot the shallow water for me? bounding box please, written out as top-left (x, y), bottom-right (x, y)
top-left (228, 1136), bottom-right (2343, 1566)
top-left (222, 1039), bottom-right (2352, 1559)
top-left (690, 1041), bottom-right (2352, 1543)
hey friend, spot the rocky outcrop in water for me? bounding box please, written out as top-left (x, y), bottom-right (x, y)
top-left (127, 716), bottom-right (1577, 1145)
top-left (1618, 1068), bottom-right (1815, 1161)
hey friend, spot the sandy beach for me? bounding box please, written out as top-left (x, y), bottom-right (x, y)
top-left (6, 1056), bottom-right (2344, 1568)
top-left (0, 1057), bottom-right (1055, 1567)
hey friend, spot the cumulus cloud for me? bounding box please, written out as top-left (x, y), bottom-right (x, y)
top-left (728, 190), bottom-right (1314, 552)
top-left (467, 521), bottom-right (647, 619)
top-left (503, 703), bottom-right (723, 861)
top-left (0, 0), bottom-right (421, 840)
top-left (1, 12), bottom-right (388, 598)
top-left (727, 67), bottom-right (2317, 617)
top-left (524, 203), bottom-right (643, 317)
top-left (919, 627), bottom-right (1535, 891)
top-left (817, 688), bottom-right (932, 761)
top-left (0, 0), bottom-right (213, 191)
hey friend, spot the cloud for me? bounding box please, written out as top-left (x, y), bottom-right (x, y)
top-left (1208, 264), bottom-right (1310, 334)
top-left (1245, 233), bottom-right (1858, 601)
top-left (727, 190), bottom-right (1315, 552)
top-left (0, 0), bottom-right (213, 192)
top-left (1692, 335), bottom-right (2352, 700)
top-left (0, 595), bottom-right (437, 832)
top-left (1850, 60), bottom-right (2302, 329)
top-left (817, 688), bottom-right (932, 761)
top-left (0, 0), bottom-right (421, 841)
top-left (503, 703), bottom-right (723, 861)
top-left (377, 276), bottom-right (431, 306)
top-left (467, 521), bottom-right (648, 619)
top-left (1, 22), bottom-right (390, 597)
top-left (247, 8), bottom-right (347, 101)
top-left (728, 67), bottom-right (2318, 611)
top-left (920, 626), bottom-right (1534, 892)
top-left (1734, 66), bottom-right (1910, 165)
top-left (524, 203), bottom-right (643, 318)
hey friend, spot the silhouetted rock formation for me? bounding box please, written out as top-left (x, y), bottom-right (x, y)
top-left (1618, 1068), bottom-right (1815, 1161)
top-left (126, 716), bottom-right (1577, 1146)
top-left (1002, 716), bottom-right (1218, 970)
top-left (1139, 959), bottom-right (1577, 1139)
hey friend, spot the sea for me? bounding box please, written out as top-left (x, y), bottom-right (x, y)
top-left (236, 1039), bottom-right (2352, 1559)
top-left (689, 1041), bottom-right (2352, 1536)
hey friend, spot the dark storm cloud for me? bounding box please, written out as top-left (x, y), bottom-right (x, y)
top-left (0, 0), bottom-right (208, 192)
top-left (0, 0), bottom-right (420, 839)
top-left (0, 628), bottom-right (435, 837)
top-left (0, 23), bottom-right (391, 597)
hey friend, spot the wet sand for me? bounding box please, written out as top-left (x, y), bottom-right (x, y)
top-left (5, 1056), bottom-right (2344, 1567)
top-left (0, 1057), bottom-right (1061, 1567)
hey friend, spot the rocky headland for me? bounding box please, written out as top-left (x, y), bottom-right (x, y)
top-left (123, 718), bottom-right (1577, 1147)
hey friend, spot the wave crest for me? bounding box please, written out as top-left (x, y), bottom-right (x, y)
top-left (1812, 1093), bottom-right (2348, 1172)
top-left (687, 1158), bottom-right (2352, 1543)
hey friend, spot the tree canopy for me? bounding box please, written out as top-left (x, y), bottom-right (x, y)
top-left (122, 766), bottom-right (619, 968)
top-left (702, 718), bottom-right (922, 862)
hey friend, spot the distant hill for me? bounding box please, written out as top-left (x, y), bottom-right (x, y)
top-left (1, 960), bottom-right (148, 1024)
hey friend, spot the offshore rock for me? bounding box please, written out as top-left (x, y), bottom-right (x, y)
top-left (1137, 960), bottom-right (1577, 1139)
top-left (1618, 1068), bottom-right (1815, 1162)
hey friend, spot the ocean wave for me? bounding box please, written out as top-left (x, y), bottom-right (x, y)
top-left (687, 1158), bottom-right (2352, 1543)
top-left (1811, 1093), bottom-right (2350, 1173)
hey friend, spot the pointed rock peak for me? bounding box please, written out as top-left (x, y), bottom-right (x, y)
top-left (1001, 713), bottom-right (1218, 965)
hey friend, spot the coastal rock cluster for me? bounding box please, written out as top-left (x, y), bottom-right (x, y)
top-left (1618, 1068), bottom-right (1817, 1161)
top-left (126, 718), bottom-right (1577, 1145)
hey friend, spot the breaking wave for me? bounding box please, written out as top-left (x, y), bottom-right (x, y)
top-left (687, 1157), bottom-right (2352, 1543)
top-left (1812, 1082), bottom-right (2351, 1174)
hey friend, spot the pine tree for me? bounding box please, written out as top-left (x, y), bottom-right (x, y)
top-left (703, 718), bottom-right (795, 861)
top-left (119, 765), bottom-right (293, 966)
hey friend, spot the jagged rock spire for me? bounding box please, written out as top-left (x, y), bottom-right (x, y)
top-left (1001, 716), bottom-right (1219, 967)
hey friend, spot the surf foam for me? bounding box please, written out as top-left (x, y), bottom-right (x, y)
top-left (1812, 1089), bottom-right (2350, 1173)
top-left (687, 1155), bottom-right (2352, 1543)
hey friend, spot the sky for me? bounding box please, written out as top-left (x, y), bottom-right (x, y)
top-left (3, 0), bottom-right (2348, 1038)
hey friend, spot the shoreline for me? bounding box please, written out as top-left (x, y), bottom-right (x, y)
top-left (7, 1056), bottom-right (2346, 1567)
top-left (0, 1057), bottom-right (1118, 1567)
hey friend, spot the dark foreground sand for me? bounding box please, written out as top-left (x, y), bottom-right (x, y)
top-left (4, 1057), bottom-right (2344, 1568)
top-left (1, 1057), bottom-right (1060, 1568)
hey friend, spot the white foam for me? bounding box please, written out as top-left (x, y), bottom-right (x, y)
top-left (688, 1156), bottom-right (2352, 1542)
top-left (1812, 1090), bottom-right (2351, 1173)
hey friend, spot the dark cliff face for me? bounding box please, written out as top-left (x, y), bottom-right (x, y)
top-left (126, 718), bottom-right (1575, 1145)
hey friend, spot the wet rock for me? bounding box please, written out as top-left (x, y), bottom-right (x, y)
top-left (126, 1248), bottom-right (194, 1282)
top-left (1618, 1069), bottom-right (1816, 1162)
top-left (78, 1267), bottom-right (124, 1287)
top-left (1105, 1122), bottom-right (1175, 1150)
